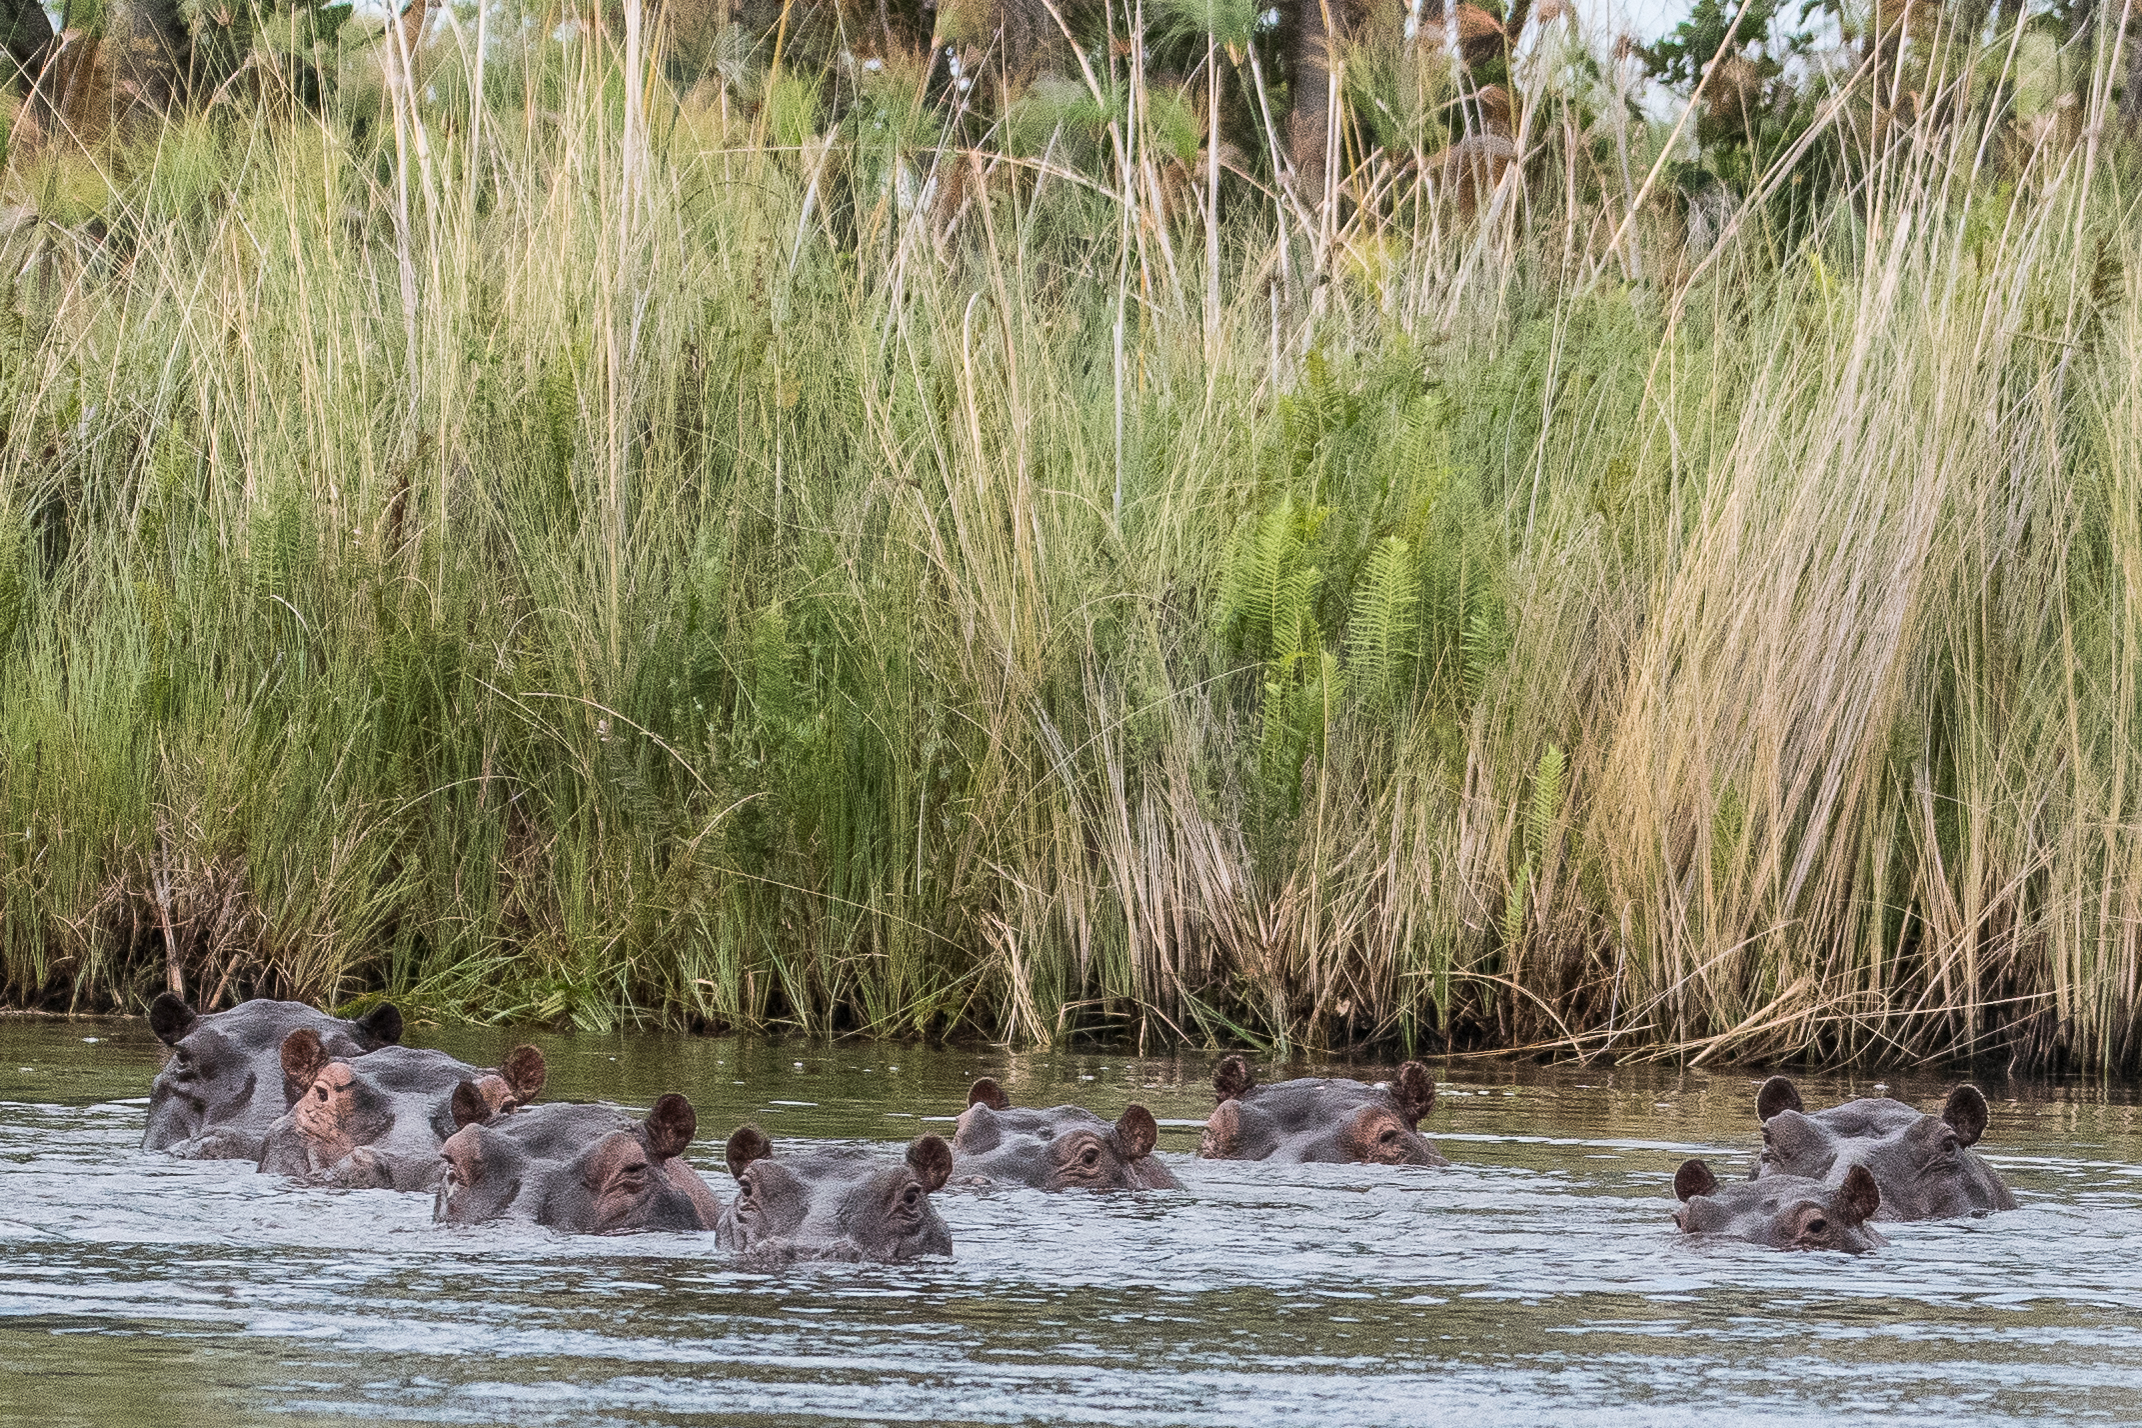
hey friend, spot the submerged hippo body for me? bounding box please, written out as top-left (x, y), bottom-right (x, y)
top-left (142, 993), bottom-right (403, 1160)
top-left (435, 1095), bottom-right (723, 1232)
top-left (717, 1128), bottom-right (954, 1263)
top-left (1752, 1077), bottom-right (2016, 1221)
top-left (258, 1032), bottom-right (546, 1191)
top-left (951, 1078), bottom-right (1180, 1191)
top-left (1197, 1055), bottom-right (1448, 1166)
top-left (1674, 1158), bottom-right (1886, 1252)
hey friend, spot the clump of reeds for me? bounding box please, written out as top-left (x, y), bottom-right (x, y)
top-left (1, 0), bottom-right (2138, 1072)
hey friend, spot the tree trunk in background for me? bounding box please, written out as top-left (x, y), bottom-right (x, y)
top-left (103, 0), bottom-right (188, 132)
top-left (1290, 0), bottom-right (1331, 201)
top-left (1, 0), bottom-right (55, 89)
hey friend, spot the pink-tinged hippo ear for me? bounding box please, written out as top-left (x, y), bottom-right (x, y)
top-left (280, 1029), bottom-right (332, 1106)
top-left (501, 1045), bottom-right (547, 1105)
top-left (450, 1081), bottom-right (491, 1131)
top-left (908, 1134), bottom-right (953, 1193)
top-left (1674, 1158), bottom-right (1719, 1202)
top-left (1837, 1164), bottom-right (1881, 1227)
top-left (352, 1003), bottom-right (403, 1048)
top-left (725, 1125), bottom-right (773, 1180)
top-left (1756, 1076), bottom-right (1803, 1123)
top-left (1942, 1084), bottom-right (1989, 1148)
top-left (148, 992), bottom-right (197, 1046)
top-left (966, 1077), bottom-right (1010, 1112)
top-left (1213, 1055), bottom-right (1256, 1104)
top-left (1392, 1062), bottom-right (1437, 1127)
top-left (644, 1095), bottom-right (697, 1162)
top-left (1112, 1104), bottom-right (1159, 1161)
top-left (441, 1126), bottom-right (485, 1184)
top-left (1200, 1099), bottom-right (1243, 1158)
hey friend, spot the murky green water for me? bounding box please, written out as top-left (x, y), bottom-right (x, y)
top-left (3, 1017), bottom-right (2140, 1425)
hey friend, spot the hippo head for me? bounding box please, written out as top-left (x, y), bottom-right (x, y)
top-left (449, 1045), bottom-right (549, 1124)
top-left (143, 994), bottom-right (402, 1156)
top-left (1752, 1077), bottom-right (2016, 1220)
top-left (439, 1047), bottom-right (550, 1139)
top-left (1198, 1056), bottom-right (1448, 1166)
top-left (257, 1029), bottom-right (403, 1181)
top-left (437, 1094), bottom-right (710, 1233)
top-left (258, 1035), bottom-right (545, 1190)
top-left (1674, 1158), bottom-right (1885, 1252)
top-left (717, 1127), bottom-right (954, 1263)
top-left (950, 1078), bottom-right (1179, 1190)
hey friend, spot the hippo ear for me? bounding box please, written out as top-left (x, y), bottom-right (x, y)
top-left (1674, 1158), bottom-right (1719, 1202)
top-left (279, 1029), bottom-right (332, 1105)
top-left (450, 1081), bottom-right (491, 1131)
top-left (1392, 1062), bottom-right (1437, 1128)
top-left (1942, 1084), bottom-right (1989, 1148)
top-left (966, 1077), bottom-right (1010, 1112)
top-left (1201, 1099), bottom-right (1242, 1157)
top-left (725, 1125), bottom-right (773, 1181)
top-left (148, 992), bottom-right (198, 1046)
top-left (1112, 1104), bottom-right (1159, 1161)
top-left (643, 1094), bottom-right (697, 1162)
top-left (501, 1045), bottom-right (547, 1105)
top-left (1213, 1055), bottom-right (1256, 1104)
top-left (1756, 1075), bottom-right (1803, 1123)
top-left (1837, 1164), bottom-right (1881, 1227)
top-left (908, 1134), bottom-right (953, 1194)
top-left (352, 1003), bottom-right (403, 1049)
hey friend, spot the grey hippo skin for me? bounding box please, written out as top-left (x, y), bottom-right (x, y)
top-left (1752, 1075), bottom-right (2017, 1220)
top-left (1197, 1055), bottom-right (1448, 1166)
top-left (716, 1127), bottom-right (953, 1264)
top-left (1674, 1158), bottom-right (1886, 1252)
top-left (435, 1094), bottom-right (723, 1232)
top-left (950, 1077), bottom-right (1181, 1190)
top-left (257, 1031), bottom-right (548, 1191)
top-left (142, 992), bottom-right (403, 1160)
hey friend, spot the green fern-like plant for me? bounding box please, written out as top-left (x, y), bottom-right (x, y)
top-left (1347, 534), bottom-right (1418, 706)
top-left (1528, 743), bottom-right (1566, 860)
top-left (1502, 861), bottom-right (1529, 951)
top-left (1221, 496), bottom-right (1325, 662)
top-left (1462, 601), bottom-right (1503, 703)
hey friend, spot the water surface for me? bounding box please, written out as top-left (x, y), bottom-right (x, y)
top-left (3, 1017), bottom-right (2139, 1425)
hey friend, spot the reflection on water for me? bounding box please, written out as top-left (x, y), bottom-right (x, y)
top-left (4, 1019), bottom-right (2142, 1425)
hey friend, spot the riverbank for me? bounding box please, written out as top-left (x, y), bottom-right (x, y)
top-left (2, 25), bottom-right (2139, 1072)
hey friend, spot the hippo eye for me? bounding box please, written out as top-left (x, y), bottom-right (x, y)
top-left (902, 1185), bottom-right (920, 1208)
top-left (1804, 1216), bottom-right (1827, 1234)
top-left (1379, 1128), bottom-right (1401, 1144)
top-left (1079, 1145), bottom-right (1100, 1167)
top-left (313, 1085), bottom-right (328, 1102)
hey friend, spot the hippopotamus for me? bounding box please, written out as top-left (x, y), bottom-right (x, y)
top-left (1197, 1055), bottom-right (1448, 1165)
top-left (716, 1127), bottom-right (953, 1263)
top-left (435, 1094), bottom-right (723, 1232)
top-left (142, 992), bottom-right (403, 1159)
top-left (950, 1078), bottom-right (1181, 1190)
top-left (1674, 1158), bottom-right (1886, 1252)
top-left (1751, 1076), bottom-right (2017, 1220)
top-left (257, 1029), bottom-right (547, 1190)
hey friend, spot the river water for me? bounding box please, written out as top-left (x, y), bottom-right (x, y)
top-left (2, 1018), bottom-right (2139, 1426)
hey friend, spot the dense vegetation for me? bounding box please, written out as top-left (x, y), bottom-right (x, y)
top-left (2, 0), bottom-right (2140, 1071)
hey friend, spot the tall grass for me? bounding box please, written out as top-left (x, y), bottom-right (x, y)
top-left (2, 3), bottom-right (2139, 1070)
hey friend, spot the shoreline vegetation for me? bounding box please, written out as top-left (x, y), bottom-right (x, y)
top-left (1, 0), bottom-right (2139, 1071)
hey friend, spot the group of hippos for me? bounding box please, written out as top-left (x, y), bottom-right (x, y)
top-left (139, 992), bottom-right (2018, 1262)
